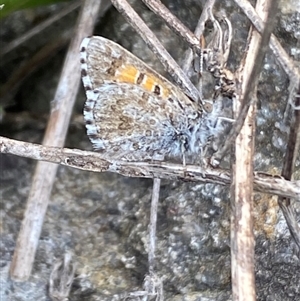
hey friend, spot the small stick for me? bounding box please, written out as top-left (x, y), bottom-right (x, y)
top-left (0, 1), bottom-right (81, 56)
top-left (1, 136), bottom-right (299, 200)
top-left (234, 0), bottom-right (300, 82)
top-left (211, 0), bottom-right (281, 165)
top-left (181, 0), bottom-right (216, 103)
top-left (278, 83), bottom-right (300, 251)
top-left (8, 0), bottom-right (103, 281)
top-left (49, 252), bottom-right (76, 301)
top-left (142, 178), bottom-right (164, 301)
top-left (148, 178), bottom-right (161, 274)
top-left (110, 0), bottom-right (202, 105)
top-left (181, 0), bottom-right (216, 72)
top-left (142, 0), bottom-right (203, 51)
top-left (142, 0), bottom-right (218, 110)
top-left (0, 33), bottom-right (72, 101)
top-left (230, 1), bottom-right (278, 300)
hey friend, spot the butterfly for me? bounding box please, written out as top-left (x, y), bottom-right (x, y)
top-left (80, 36), bottom-right (217, 162)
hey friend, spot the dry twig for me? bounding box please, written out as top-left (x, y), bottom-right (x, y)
top-left (278, 83), bottom-right (300, 252)
top-left (142, 0), bottom-right (203, 51)
top-left (0, 1), bottom-right (81, 56)
top-left (230, 1), bottom-right (279, 300)
top-left (110, 0), bottom-right (203, 106)
top-left (212, 0), bottom-right (300, 164)
top-left (9, 0), bottom-right (104, 281)
top-left (234, 0), bottom-right (300, 84)
top-left (0, 32), bottom-right (72, 101)
top-left (233, 0), bottom-right (300, 258)
top-left (49, 252), bottom-right (76, 301)
top-left (1, 136), bottom-right (299, 200)
top-left (181, 0), bottom-right (216, 72)
top-left (148, 178), bottom-right (161, 275)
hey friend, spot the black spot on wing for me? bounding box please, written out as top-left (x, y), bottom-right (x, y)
top-left (136, 73), bottom-right (145, 84)
top-left (154, 85), bottom-right (161, 96)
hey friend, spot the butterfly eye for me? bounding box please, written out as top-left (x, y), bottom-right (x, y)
top-left (203, 100), bottom-right (213, 113)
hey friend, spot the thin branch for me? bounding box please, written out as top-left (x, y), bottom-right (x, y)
top-left (278, 82), bottom-right (300, 252)
top-left (235, 0), bottom-right (300, 255)
top-left (143, 178), bottom-right (164, 301)
top-left (1, 136), bottom-right (299, 200)
top-left (212, 0), bottom-right (286, 164)
top-left (181, 0), bottom-right (216, 73)
top-left (234, 0), bottom-right (300, 82)
top-left (110, 0), bottom-right (202, 105)
top-left (0, 32), bottom-right (72, 101)
top-left (230, 1), bottom-right (279, 300)
top-left (0, 1), bottom-right (81, 56)
top-left (8, 0), bottom-right (103, 282)
top-left (49, 252), bottom-right (76, 301)
top-left (148, 178), bottom-right (160, 274)
top-left (142, 0), bottom-right (203, 51)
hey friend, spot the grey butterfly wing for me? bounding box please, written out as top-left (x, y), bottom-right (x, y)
top-left (80, 36), bottom-right (203, 160)
top-left (84, 83), bottom-right (185, 160)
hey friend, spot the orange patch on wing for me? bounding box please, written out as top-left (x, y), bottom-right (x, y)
top-left (116, 65), bottom-right (170, 98)
top-left (115, 65), bottom-right (139, 84)
top-left (140, 74), bottom-right (156, 92)
top-left (142, 74), bottom-right (169, 98)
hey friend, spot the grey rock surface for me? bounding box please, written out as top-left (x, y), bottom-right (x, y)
top-left (1, 0), bottom-right (299, 300)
